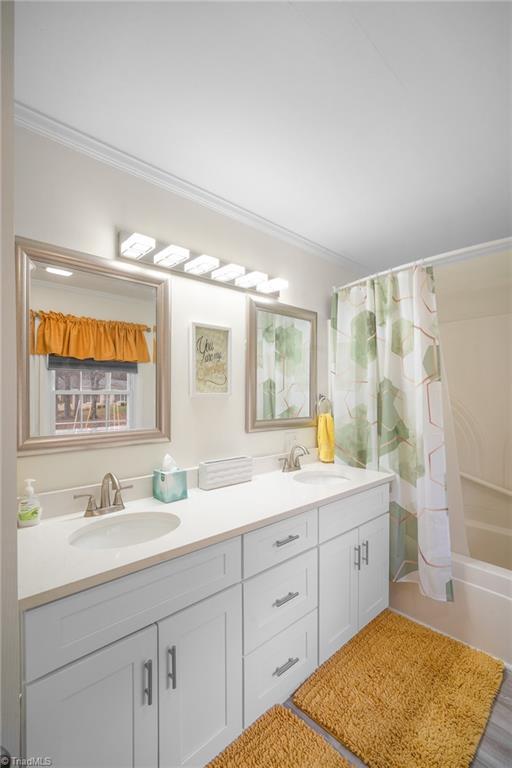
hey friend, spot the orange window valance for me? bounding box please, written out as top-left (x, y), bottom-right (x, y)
top-left (30, 310), bottom-right (151, 363)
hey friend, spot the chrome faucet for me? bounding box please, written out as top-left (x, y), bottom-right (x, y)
top-left (100, 472), bottom-right (122, 509)
top-left (74, 472), bottom-right (133, 517)
top-left (280, 444), bottom-right (310, 473)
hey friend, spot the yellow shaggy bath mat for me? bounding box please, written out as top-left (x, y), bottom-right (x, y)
top-left (207, 704), bottom-right (353, 768)
top-left (293, 609), bottom-right (504, 768)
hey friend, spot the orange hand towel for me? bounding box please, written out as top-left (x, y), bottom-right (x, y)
top-left (317, 412), bottom-right (335, 463)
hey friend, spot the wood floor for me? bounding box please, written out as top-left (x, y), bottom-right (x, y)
top-left (285, 668), bottom-right (512, 768)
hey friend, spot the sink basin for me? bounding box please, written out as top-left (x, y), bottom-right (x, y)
top-left (293, 470), bottom-right (348, 486)
top-left (69, 512), bottom-right (180, 550)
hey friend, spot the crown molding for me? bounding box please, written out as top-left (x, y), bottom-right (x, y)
top-left (14, 102), bottom-right (362, 274)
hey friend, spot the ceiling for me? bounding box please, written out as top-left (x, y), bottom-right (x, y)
top-left (14, 1), bottom-right (511, 272)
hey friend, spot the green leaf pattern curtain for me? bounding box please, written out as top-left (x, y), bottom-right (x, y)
top-left (331, 266), bottom-right (453, 602)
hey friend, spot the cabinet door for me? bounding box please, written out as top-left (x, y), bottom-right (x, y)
top-left (358, 513), bottom-right (389, 629)
top-left (25, 626), bottom-right (158, 768)
top-left (158, 585), bottom-right (243, 768)
top-left (319, 527), bottom-right (359, 664)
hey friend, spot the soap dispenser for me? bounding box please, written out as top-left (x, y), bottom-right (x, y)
top-left (18, 478), bottom-right (42, 528)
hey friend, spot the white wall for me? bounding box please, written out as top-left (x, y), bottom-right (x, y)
top-left (15, 128), bottom-right (355, 491)
top-left (1, 0), bottom-right (20, 755)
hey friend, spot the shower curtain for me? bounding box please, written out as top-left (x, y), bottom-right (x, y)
top-left (331, 265), bottom-right (453, 601)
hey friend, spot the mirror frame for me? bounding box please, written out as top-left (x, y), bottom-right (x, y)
top-left (16, 238), bottom-right (171, 453)
top-left (246, 298), bottom-right (317, 432)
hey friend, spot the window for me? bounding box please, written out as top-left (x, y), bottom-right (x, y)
top-left (52, 367), bottom-right (134, 433)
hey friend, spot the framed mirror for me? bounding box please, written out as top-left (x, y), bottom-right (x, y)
top-left (246, 298), bottom-right (317, 431)
top-left (16, 238), bottom-right (171, 453)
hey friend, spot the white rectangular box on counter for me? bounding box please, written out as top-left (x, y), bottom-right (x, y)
top-left (198, 456), bottom-right (253, 490)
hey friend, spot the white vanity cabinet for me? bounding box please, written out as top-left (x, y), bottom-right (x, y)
top-left (319, 528), bottom-right (359, 661)
top-left (318, 486), bottom-right (390, 664)
top-left (21, 479), bottom-right (391, 768)
top-left (357, 514), bottom-right (390, 628)
top-left (244, 609), bottom-right (318, 726)
top-left (22, 538), bottom-right (242, 768)
top-left (158, 585), bottom-right (242, 768)
top-left (241, 512), bottom-right (320, 726)
top-left (25, 625), bottom-right (158, 768)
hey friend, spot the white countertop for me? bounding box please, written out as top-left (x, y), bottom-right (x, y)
top-left (18, 462), bottom-right (392, 610)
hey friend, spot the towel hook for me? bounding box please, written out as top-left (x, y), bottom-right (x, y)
top-left (317, 394), bottom-right (332, 415)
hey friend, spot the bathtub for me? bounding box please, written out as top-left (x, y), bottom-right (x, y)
top-left (390, 552), bottom-right (512, 667)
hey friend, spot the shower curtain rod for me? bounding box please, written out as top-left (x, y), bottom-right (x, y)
top-left (336, 236), bottom-right (512, 292)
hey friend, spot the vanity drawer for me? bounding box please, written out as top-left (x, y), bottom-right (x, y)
top-left (243, 509), bottom-right (318, 578)
top-left (244, 610), bottom-right (318, 727)
top-left (23, 536), bottom-right (241, 682)
top-left (244, 549), bottom-right (317, 653)
top-left (319, 484), bottom-right (389, 543)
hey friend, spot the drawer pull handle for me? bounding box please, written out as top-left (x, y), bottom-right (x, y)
top-left (354, 544), bottom-right (361, 570)
top-left (167, 645), bottom-right (177, 690)
top-left (362, 539), bottom-right (369, 565)
top-left (275, 534), bottom-right (300, 548)
top-left (273, 657), bottom-right (299, 677)
top-left (273, 591), bottom-right (299, 608)
top-left (144, 659), bottom-right (153, 705)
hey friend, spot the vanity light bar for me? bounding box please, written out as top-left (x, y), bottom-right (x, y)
top-left (153, 244), bottom-right (190, 268)
top-left (235, 270), bottom-right (267, 288)
top-left (184, 254), bottom-right (220, 275)
top-left (120, 233), bottom-right (156, 259)
top-left (257, 277), bottom-right (289, 294)
top-left (212, 263), bottom-right (245, 282)
top-left (117, 230), bottom-right (288, 296)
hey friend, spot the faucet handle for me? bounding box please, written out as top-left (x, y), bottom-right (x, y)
top-left (113, 484), bottom-right (133, 508)
top-left (74, 493), bottom-right (98, 516)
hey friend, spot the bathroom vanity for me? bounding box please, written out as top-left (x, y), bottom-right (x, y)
top-left (18, 464), bottom-right (391, 768)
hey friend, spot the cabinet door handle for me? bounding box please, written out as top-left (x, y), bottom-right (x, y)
top-left (273, 657), bottom-right (299, 677)
top-left (167, 645), bottom-right (177, 690)
top-left (144, 659), bottom-right (153, 705)
top-left (354, 544), bottom-right (361, 570)
top-left (273, 590), bottom-right (299, 608)
top-left (362, 539), bottom-right (369, 565)
top-left (275, 533), bottom-right (300, 548)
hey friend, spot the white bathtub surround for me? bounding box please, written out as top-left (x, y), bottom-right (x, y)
top-left (18, 462), bottom-right (391, 609)
top-left (436, 249), bottom-right (512, 571)
top-left (332, 265), bottom-right (453, 602)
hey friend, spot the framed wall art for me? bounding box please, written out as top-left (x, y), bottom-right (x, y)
top-left (190, 322), bottom-right (231, 396)
top-left (246, 299), bottom-right (317, 431)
